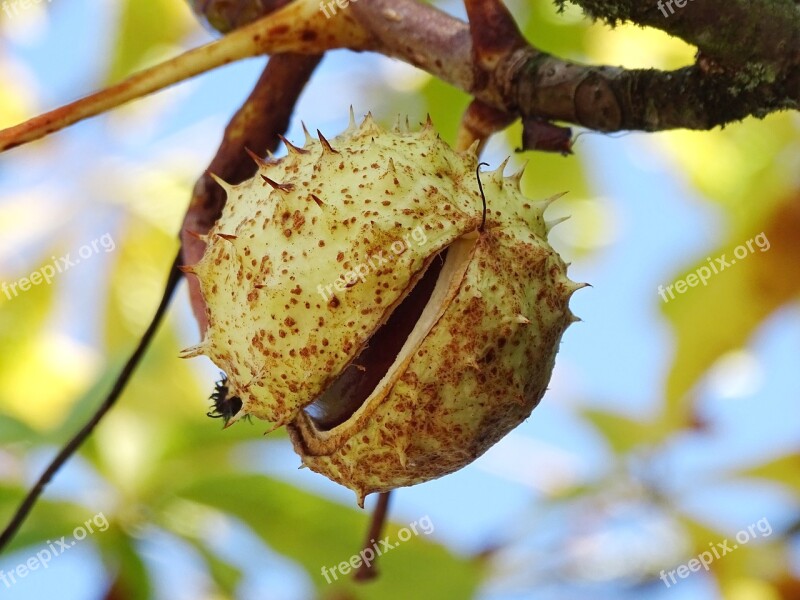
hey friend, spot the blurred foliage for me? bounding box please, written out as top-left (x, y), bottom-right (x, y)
top-left (0, 0), bottom-right (799, 598)
top-left (663, 192), bottom-right (800, 428)
top-left (106, 0), bottom-right (195, 82)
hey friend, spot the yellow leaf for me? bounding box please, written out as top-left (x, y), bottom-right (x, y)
top-left (581, 408), bottom-right (658, 454)
top-left (3, 332), bottom-right (101, 429)
top-left (662, 195), bottom-right (800, 427)
top-left (106, 0), bottom-right (194, 83)
top-left (737, 454), bottom-right (800, 495)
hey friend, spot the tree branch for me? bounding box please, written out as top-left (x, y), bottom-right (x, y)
top-left (456, 99), bottom-right (517, 153)
top-left (508, 57), bottom-right (798, 131)
top-left (556, 0), bottom-right (799, 70)
top-left (353, 0), bottom-right (799, 131)
top-left (0, 0), bottom-right (797, 153)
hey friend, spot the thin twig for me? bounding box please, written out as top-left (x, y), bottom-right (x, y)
top-left (455, 99), bottom-right (515, 154)
top-left (0, 253), bottom-right (183, 553)
top-left (0, 0), bottom-right (361, 152)
top-left (354, 491), bottom-right (393, 581)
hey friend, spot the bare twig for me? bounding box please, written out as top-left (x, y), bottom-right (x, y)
top-left (455, 100), bottom-right (517, 154)
top-left (0, 0), bottom-right (364, 151)
top-left (0, 253), bottom-right (182, 553)
top-left (354, 491), bottom-right (393, 581)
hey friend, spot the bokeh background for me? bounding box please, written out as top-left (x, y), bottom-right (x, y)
top-left (1, 1), bottom-right (799, 598)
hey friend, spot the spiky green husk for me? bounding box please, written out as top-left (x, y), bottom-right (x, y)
top-left (184, 114), bottom-right (482, 427)
top-left (287, 164), bottom-right (583, 505)
top-left (184, 112), bottom-right (584, 505)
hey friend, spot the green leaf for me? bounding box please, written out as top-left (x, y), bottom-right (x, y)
top-left (419, 75), bottom-right (472, 146)
top-left (581, 408), bottom-right (659, 455)
top-left (107, 0), bottom-right (193, 82)
top-left (98, 528), bottom-right (154, 600)
top-left (735, 455), bottom-right (800, 495)
top-left (0, 259), bottom-right (56, 364)
top-left (183, 536), bottom-right (244, 595)
top-left (178, 473), bottom-right (482, 599)
top-left (0, 494), bottom-right (96, 555)
top-left (0, 413), bottom-right (40, 445)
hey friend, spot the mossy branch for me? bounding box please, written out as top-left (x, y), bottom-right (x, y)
top-left (352, 0), bottom-right (799, 133)
top-left (555, 0), bottom-right (799, 71)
